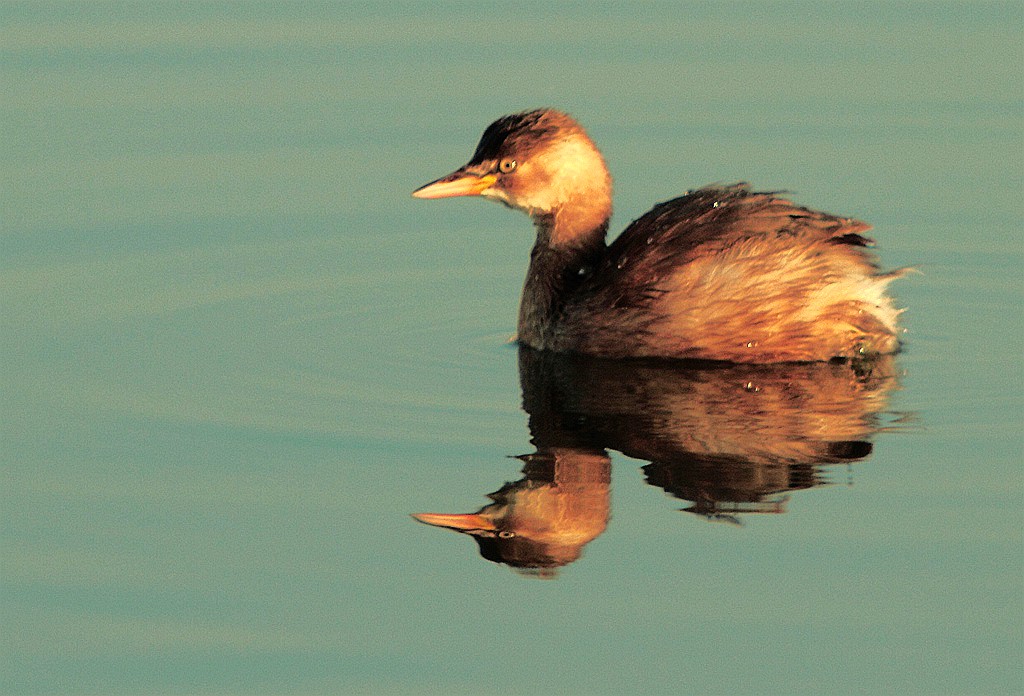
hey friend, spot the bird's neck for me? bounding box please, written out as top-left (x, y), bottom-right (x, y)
top-left (536, 188), bottom-right (612, 248)
top-left (517, 212), bottom-right (609, 349)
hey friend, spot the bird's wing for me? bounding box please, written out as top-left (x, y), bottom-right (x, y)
top-left (546, 183), bottom-right (891, 360)
top-left (608, 183), bottom-right (873, 263)
top-left (587, 184), bottom-right (876, 306)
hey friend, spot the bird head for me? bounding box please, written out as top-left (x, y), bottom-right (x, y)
top-left (413, 109), bottom-right (612, 239)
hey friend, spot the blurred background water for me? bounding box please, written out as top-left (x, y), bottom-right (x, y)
top-left (2, 2), bottom-right (1022, 694)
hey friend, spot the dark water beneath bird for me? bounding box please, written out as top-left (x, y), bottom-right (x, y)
top-left (3, 3), bottom-right (1021, 694)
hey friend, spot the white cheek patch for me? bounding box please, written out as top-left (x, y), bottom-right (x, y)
top-left (512, 163), bottom-right (558, 214)
top-left (549, 137), bottom-right (606, 192)
top-left (513, 136), bottom-right (609, 215)
top-left (481, 187), bottom-right (512, 205)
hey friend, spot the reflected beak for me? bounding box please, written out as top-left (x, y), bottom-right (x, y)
top-left (412, 170), bottom-right (498, 199)
top-left (411, 512), bottom-right (496, 532)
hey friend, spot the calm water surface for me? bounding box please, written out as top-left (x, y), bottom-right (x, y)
top-left (3, 2), bottom-right (1022, 694)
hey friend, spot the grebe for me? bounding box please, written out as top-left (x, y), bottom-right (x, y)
top-left (413, 108), bottom-right (907, 363)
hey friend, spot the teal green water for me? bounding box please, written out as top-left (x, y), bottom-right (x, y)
top-left (3, 2), bottom-right (1022, 694)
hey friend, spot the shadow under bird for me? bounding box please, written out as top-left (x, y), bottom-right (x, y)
top-left (413, 108), bottom-right (909, 363)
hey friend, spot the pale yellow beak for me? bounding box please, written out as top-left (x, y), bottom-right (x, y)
top-left (412, 171), bottom-right (497, 199)
top-left (411, 512), bottom-right (496, 532)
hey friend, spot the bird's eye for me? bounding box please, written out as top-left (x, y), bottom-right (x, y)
top-left (497, 530), bottom-right (516, 539)
top-left (498, 158), bottom-right (517, 173)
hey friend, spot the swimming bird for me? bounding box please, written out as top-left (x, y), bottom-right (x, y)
top-left (413, 108), bottom-right (907, 362)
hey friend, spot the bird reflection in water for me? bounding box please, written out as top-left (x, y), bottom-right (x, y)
top-left (413, 348), bottom-right (902, 575)
top-left (413, 448), bottom-right (611, 579)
